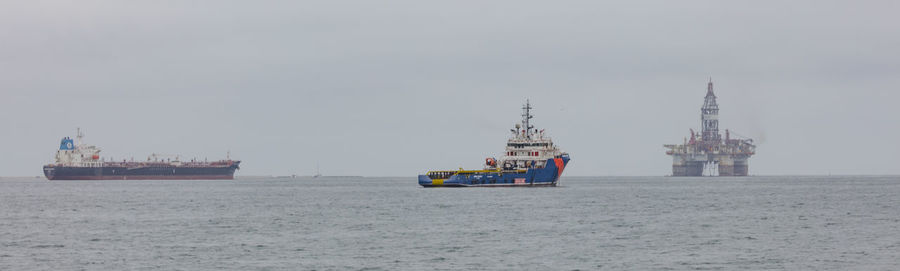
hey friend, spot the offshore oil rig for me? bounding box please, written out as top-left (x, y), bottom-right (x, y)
top-left (664, 80), bottom-right (756, 176)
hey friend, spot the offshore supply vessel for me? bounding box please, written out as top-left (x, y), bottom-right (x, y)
top-left (42, 129), bottom-right (240, 180)
top-left (418, 101), bottom-right (570, 187)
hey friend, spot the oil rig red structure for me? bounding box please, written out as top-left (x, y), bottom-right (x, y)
top-left (664, 80), bottom-right (756, 176)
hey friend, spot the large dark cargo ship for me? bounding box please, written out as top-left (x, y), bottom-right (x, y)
top-left (43, 129), bottom-right (240, 180)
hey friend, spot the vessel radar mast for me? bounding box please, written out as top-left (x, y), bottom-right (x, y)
top-left (521, 99), bottom-right (534, 139)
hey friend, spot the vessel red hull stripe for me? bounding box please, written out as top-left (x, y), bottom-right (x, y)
top-left (554, 158), bottom-right (565, 178)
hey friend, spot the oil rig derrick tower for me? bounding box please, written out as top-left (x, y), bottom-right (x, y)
top-left (664, 80), bottom-right (756, 176)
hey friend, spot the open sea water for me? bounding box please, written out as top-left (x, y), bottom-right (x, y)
top-left (1, 176), bottom-right (899, 270)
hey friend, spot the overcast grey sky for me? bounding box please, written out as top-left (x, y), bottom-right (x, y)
top-left (2, 1), bottom-right (898, 176)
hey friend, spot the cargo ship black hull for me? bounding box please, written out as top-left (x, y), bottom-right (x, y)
top-left (43, 162), bottom-right (240, 180)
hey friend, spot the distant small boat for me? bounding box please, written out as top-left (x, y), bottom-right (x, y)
top-left (313, 162), bottom-right (322, 178)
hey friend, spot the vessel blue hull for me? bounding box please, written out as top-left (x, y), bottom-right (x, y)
top-left (418, 155), bottom-right (570, 187)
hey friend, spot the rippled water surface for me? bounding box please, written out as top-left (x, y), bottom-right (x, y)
top-left (1, 176), bottom-right (899, 270)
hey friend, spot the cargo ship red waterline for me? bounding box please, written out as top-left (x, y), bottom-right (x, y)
top-left (43, 129), bottom-right (240, 180)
